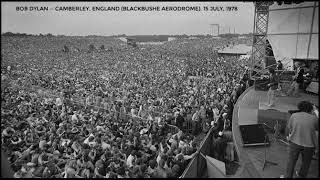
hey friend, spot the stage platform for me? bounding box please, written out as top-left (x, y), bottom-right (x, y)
top-left (258, 101), bottom-right (297, 112)
top-left (232, 86), bottom-right (319, 178)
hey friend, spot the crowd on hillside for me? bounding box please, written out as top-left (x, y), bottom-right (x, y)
top-left (1, 37), bottom-right (250, 178)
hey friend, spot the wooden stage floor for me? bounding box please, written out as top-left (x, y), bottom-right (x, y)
top-left (232, 87), bottom-right (319, 178)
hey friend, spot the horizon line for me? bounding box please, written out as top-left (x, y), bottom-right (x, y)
top-left (1, 32), bottom-right (253, 37)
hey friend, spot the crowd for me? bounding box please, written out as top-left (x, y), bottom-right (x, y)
top-left (1, 36), bottom-right (250, 178)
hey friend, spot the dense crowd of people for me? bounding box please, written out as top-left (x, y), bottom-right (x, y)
top-left (1, 36), bottom-right (250, 178)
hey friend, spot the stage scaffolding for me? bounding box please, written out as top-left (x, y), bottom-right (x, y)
top-left (250, 1), bottom-right (319, 80)
top-left (250, 1), bottom-right (273, 80)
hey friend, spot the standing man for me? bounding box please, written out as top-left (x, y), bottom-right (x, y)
top-left (191, 108), bottom-right (200, 136)
top-left (287, 62), bottom-right (304, 97)
top-left (212, 104), bottom-right (220, 126)
top-left (175, 110), bottom-right (185, 130)
top-left (119, 103), bottom-right (127, 122)
top-left (266, 68), bottom-right (279, 107)
top-left (284, 101), bottom-right (318, 178)
top-left (199, 105), bottom-right (207, 132)
top-left (7, 65), bottom-right (11, 74)
top-left (276, 60), bottom-right (283, 70)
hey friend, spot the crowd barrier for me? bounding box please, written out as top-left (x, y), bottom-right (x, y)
top-left (180, 154), bottom-right (198, 178)
top-left (167, 124), bottom-right (180, 135)
top-left (181, 78), bottom-right (249, 178)
top-left (181, 125), bottom-right (220, 178)
top-left (182, 120), bottom-right (193, 134)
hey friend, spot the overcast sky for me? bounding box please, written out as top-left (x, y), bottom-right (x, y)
top-left (1, 1), bottom-right (254, 36)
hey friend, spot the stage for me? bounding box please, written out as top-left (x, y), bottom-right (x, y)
top-left (232, 86), bottom-right (319, 178)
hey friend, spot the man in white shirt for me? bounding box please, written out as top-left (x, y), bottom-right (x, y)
top-left (191, 109), bottom-right (200, 135)
top-left (56, 97), bottom-right (63, 107)
top-left (44, 97), bottom-right (52, 105)
top-left (126, 150), bottom-right (136, 168)
top-left (7, 65), bottom-right (11, 72)
top-left (39, 137), bottom-right (47, 150)
top-left (71, 111), bottom-right (78, 122)
top-left (85, 95), bottom-right (92, 107)
top-left (138, 105), bottom-right (147, 119)
top-left (212, 105), bottom-right (219, 124)
top-left (84, 134), bottom-right (96, 147)
top-left (131, 106), bottom-right (137, 118)
top-left (173, 111), bottom-right (180, 125)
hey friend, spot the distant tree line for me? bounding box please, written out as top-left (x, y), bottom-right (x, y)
top-left (117, 34), bottom-right (252, 41)
top-left (2, 32), bottom-right (33, 37)
top-left (1, 32), bottom-right (56, 37)
top-left (2, 32), bottom-right (253, 39)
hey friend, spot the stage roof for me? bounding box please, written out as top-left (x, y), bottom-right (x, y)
top-left (267, 1), bottom-right (318, 69)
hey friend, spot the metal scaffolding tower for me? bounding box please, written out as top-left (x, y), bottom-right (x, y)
top-left (250, 1), bottom-right (273, 80)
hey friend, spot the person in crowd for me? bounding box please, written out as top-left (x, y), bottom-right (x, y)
top-left (191, 108), bottom-right (200, 136)
top-left (1, 36), bottom-right (250, 178)
top-left (175, 110), bottom-right (185, 130)
top-left (212, 131), bottom-right (227, 162)
top-left (222, 113), bottom-right (231, 131)
top-left (284, 101), bottom-right (318, 178)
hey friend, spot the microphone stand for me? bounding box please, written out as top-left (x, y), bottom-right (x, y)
top-left (263, 122), bottom-right (289, 146)
top-left (261, 134), bottom-right (278, 170)
top-left (256, 123), bottom-right (278, 170)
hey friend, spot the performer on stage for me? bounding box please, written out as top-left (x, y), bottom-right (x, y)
top-left (276, 60), bottom-right (283, 70)
top-left (286, 62), bottom-right (304, 97)
top-left (266, 68), bottom-right (279, 107)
